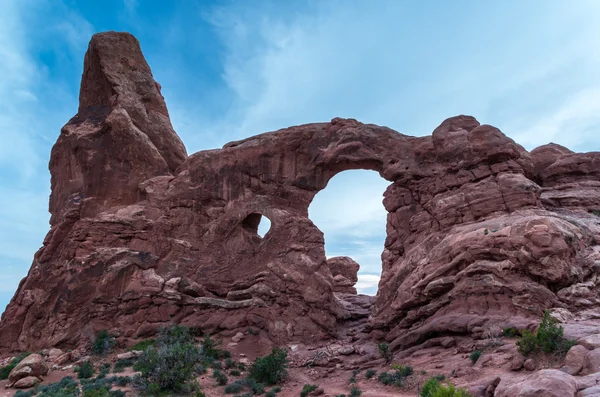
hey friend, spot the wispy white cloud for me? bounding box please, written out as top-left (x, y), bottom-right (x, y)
top-left (355, 274), bottom-right (381, 296)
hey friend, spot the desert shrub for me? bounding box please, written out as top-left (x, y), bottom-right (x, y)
top-left (265, 392), bottom-right (277, 397)
top-left (82, 387), bottom-right (109, 397)
top-left (0, 352), bottom-right (31, 380)
top-left (115, 376), bottom-right (130, 387)
top-left (348, 369), bottom-right (360, 383)
top-left (243, 377), bottom-right (265, 394)
top-left (129, 339), bottom-right (156, 352)
top-left (516, 330), bottom-right (538, 356)
top-left (502, 327), bottom-right (521, 337)
top-left (133, 325), bottom-right (201, 393)
top-left (92, 330), bottom-right (115, 356)
top-left (14, 391), bottom-right (36, 397)
top-left (225, 357), bottom-right (236, 369)
top-left (212, 369), bottom-right (228, 386)
top-left (230, 369), bottom-right (241, 376)
top-left (37, 376), bottom-right (80, 397)
top-left (78, 361), bottom-right (95, 379)
top-left (365, 369), bottom-right (377, 379)
top-left (421, 377), bottom-right (441, 396)
top-left (195, 364), bottom-right (208, 375)
top-left (96, 363), bottom-right (111, 379)
top-left (224, 380), bottom-right (245, 394)
top-left (112, 358), bottom-right (135, 373)
top-left (469, 350), bottom-right (482, 364)
top-left (349, 387), bottom-right (362, 397)
top-left (237, 362), bottom-right (247, 370)
top-left (421, 378), bottom-right (472, 397)
top-left (378, 343), bottom-right (393, 363)
top-left (201, 334), bottom-right (226, 360)
top-left (212, 361), bottom-right (223, 370)
top-left (378, 365), bottom-right (412, 387)
top-left (517, 310), bottom-right (575, 356)
top-left (431, 384), bottom-right (471, 397)
top-left (536, 311), bottom-right (573, 353)
top-left (248, 347), bottom-right (288, 385)
top-left (157, 324), bottom-right (193, 346)
top-left (391, 364), bottom-right (413, 377)
top-left (300, 384), bottom-right (319, 397)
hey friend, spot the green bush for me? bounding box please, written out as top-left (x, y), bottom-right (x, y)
top-left (115, 376), bottom-right (130, 386)
top-left (517, 330), bottom-right (538, 355)
top-left (113, 358), bottom-right (135, 373)
top-left (502, 327), bottom-right (521, 337)
top-left (78, 361), bottom-right (95, 379)
top-left (82, 387), bottom-right (109, 397)
top-left (348, 369), bottom-right (360, 383)
top-left (212, 361), bottom-right (223, 370)
top-left (421, 378), bottom-right (472, 397)
top-left (349, 387), bottom-right (362, 397)
top-left (248, 347), bottom-right (288, 385)
top-left (378, 343), bottom-right (393, 363)
top-left (92, 330), bottom-right (115, 356)
top-left (133, 325), bottom-right (201, 393)
top-left (469, 350), bottom-right (482, 364)
top-left (517, 311), bottom-right (575, 356)
top-left (14, 391), bottom-right (36, 397)
top-left (37, 376), bottom-right (80, 397)
top-left (225, 357), bottom-right (236, 369)
top-left (230, 369), bottom-right (241, 376)
top-left (129, 339), bottom-right (155, 352)
top-left (0, 352), bottom-right (31, 380)
top-left (365, 369), bottom-right (377, 379)
top-left (300, 384), bottom-right (319, 397)
top-left (421, 377), bottom-right (442, 397)
top-left (391, 364), bottom-right (413, 377)
top-left (201, 334), bottom-right (227, 360)
top-left (224, 380), bottom-right (245, 393)
top-left (378, 365), bottom-right (412, 387)
top-left (213, 369), bottom-right (228, 386)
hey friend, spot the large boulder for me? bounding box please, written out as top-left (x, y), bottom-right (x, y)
top-left (327, 256), bottom-right (360, 294)
top-left (584, 348), bottom-right (600, 374)
top-left (495, 369), bottom-right (577, 397)
top-left (562, 344), bottom-right (589, 375)
top-left (13, 376), bottom-right (41, 389)
top-left (8, 354), bottom-right (48, 383)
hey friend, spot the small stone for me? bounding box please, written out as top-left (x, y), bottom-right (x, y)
top-left (231, 332), bottom-right (245, 343)
top-left (524, 359), bottom-right (536, 371)
top-left (510, 354), bottom-right (524, 371)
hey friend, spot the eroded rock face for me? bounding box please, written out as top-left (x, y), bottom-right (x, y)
top-left (327, 256), bottom-right (360, 294)
top-left (1, 31), bottom-right (600, 352)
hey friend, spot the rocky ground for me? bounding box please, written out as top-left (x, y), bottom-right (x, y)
top-left (3, 302), bottom-right (600, 396)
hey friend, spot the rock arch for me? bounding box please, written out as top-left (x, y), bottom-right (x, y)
top-left (2, 32), bottom-right (600, 352)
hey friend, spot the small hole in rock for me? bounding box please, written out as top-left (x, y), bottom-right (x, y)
top-left (242, 213), bottom-right (272, 238)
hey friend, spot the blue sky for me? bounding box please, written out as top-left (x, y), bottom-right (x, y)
top-left (1, 0), bottom-right (600, 313)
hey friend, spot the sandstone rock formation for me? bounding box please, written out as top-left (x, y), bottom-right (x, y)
top-left (1, 31), bottom-right (600, 354)
top-left (7, 354), bottom-right (48, 386)
top-left (327, 256), bottom-right (360, 294)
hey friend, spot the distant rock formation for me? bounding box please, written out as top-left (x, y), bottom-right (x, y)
top-left (1, 31), bottom-right (599, 352)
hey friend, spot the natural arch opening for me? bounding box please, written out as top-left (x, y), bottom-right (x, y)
top-left (242, 213), bottom-right (272, 238)
top-left (308, 170), bottom-right (389, 296)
